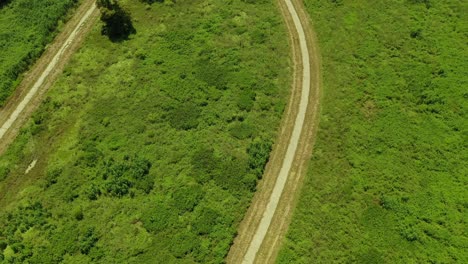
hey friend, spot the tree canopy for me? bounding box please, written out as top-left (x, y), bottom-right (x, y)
top-left (96, 0), bottom-right (135, 40)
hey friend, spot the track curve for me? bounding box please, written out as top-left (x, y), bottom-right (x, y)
top-left (227, 0), bottom-right (321, 263)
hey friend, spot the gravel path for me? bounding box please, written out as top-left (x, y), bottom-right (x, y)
top-left (242, 0), bottom-right (311, 262)
top-left (227, 0), bottom-right (321, 262)
top-left (0, 1), bottom-right (98, 151)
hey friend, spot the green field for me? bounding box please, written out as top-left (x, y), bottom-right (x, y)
top-left (0, 0), bottom-right (290, 263)
top-left (0, 0), bottom-right (78, 106)
top-left (278, 0), bottom-right (467, 263)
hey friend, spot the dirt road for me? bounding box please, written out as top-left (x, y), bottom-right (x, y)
top-left (227, 0), bottom-right (321, 263)
top-left (0, 0), bottom-right (98, 154)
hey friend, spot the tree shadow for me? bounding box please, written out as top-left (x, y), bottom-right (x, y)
top-left (0, 0), bottom-right (12, 9)
top-left (99, 3), bottom-right (136, 42)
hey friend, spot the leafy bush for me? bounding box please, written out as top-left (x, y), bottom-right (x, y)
top-left (191, 147), bottom-right (219, 183)
top-left (214, 158), bottom-right (249, 192)
top-left (168, 102), bottom-right (201, 130)
top-left (247, 138), bottom-right (272, 178)
top-left (142, 203), bottom-right (178, 233)
top-left (0, 165), bottom-right (10, 181)
top-left (79, 228), bottom-right (99, 254)
top-left (172, 184), bottom-right (204, 213)
top-left (169, 230), bottom-right (199, 258)
top-left (192, 207), bottom-right (221, 235)
top-left (229, 122), bottom-right (255, 139)
top-left (96, 0), bottom-right (135, 40)
top-left (237, 89), bottom-right (256, 111)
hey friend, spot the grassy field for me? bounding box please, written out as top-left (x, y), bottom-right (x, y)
top-left (0, 0), bottom-right (79, 106)
top-left (278, 0), bottom-right (467, 263)
top-left (0, 0), bottom-right (290, 263)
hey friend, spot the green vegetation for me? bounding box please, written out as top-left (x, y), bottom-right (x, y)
top-left (278, 0), bottom-right (467, 263)
top-left (0, 0), bottom-right (78, 106)
top-left (0, 0), bottom-right (290, 263)
top-left (96, 0), bottom-right (135, 41)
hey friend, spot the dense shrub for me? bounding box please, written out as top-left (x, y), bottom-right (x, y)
top-left (79, 228), bottom-right (99, 254)
top-left (237, 89), bottom-right (256, 111)
top-left (192, 207), bottom-right (221, 235)
top-left (142, 204), bottom-right (178, 233)
top-left (172, 184), bottom-right (204, 213)
top-left (168, 102), bottom-right (200, 130)
top-left (229, 122), bottom-right (255, 139)
top-left (247, 138), bottom-right (272, 178)
top-left (96, 0), bottom-right (135, 40)
top-left (169, 230), bottom-right (200, 258)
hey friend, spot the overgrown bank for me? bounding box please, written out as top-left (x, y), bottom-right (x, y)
top-left (0, 0), bottom-right (290, 263)
top-left (0, 0), bottom-right (78, 106)
top-left (278, 0), bottom-right (467, 263)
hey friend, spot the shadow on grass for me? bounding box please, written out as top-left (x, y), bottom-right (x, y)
top-left (100, 5), bottom-right (136, 42)
top-left (0, 0), bottom-right (12, 9)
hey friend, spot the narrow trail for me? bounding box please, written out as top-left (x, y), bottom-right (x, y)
top-left (227, 0), bottom-right (321, 263)
top-left (0, 0), bottom-right (98, 154)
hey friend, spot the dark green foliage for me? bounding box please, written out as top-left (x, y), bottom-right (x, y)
top-left (229, 122), bottom-right (255, 139)
top-left (169, 230), bottom-right (200, 258)
top-left (140, 0), bottom-right (163, 4)
top-left (409, 0), bottom-right (431, 8)
top-left (0, 165), bottom-right (10, 182)
top-left (192, 207), bottom-right (221, 235)
top-left (100, 156), bottom-right (152, 197)
top-left (237, 89), bottom-right (256, 111)
top-left (105, 177), bottom-right (132, 197)
top-left (0, 0), bottom-right (11, 8)
top-left (172, 184), bottom-right (204, 213)
top-left (142, 203), bottom-right (178, 233)
top-left (96, 0), bottom-right (135, 41)
top-left (214, 157), bottom-right (249, 192)
top-left (3, 202), bottom-right (49, 236)
top-left (0, 0), bottom-right (77, 106)
top-left (73, 208), bottom-right (84, 221)
top-left (0, 240), bottom-right (7, 251)
top-left (0, 202), bottom-right (50, 262)
top-left (247, 138), bottom-right (272, 178)
top-left (279, 0), bottom-right (467, 263)
top-left (87, 183), bottom-right (102, 200)
top-left (168, 102), bottom-right (200, 130)
top-left (79, 228), bottom-right (99, 254)
top-left (45, 167), bottom-right (61, 188)
top-left (191, 147), bottom-right (218, 183)
top-left (195, 59), bottom-right (228, 90)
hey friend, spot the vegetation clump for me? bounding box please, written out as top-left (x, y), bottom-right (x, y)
top-left (96, 0), bottom-right (135, 40)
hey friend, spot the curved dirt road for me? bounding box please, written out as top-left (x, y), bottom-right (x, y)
top-left (227, 0), bottom-right (321, 263)
top-left (0, 0), bottom-right (98, 154)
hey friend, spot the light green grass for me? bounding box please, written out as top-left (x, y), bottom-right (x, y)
top-left (0, 0), bottom-right (290, 263)
top-left (278, 0), bottom-right (467, 263)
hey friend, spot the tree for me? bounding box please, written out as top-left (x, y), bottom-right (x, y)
top-left (0, 0), bottom-right (11, 8)
top-left (96, 0), bottom-right (135, 40)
